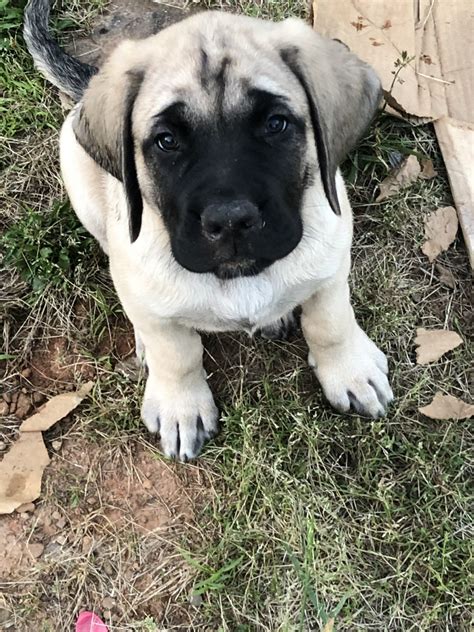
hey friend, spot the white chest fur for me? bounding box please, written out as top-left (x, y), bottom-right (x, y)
top-left (107, 177), bottom-right (352, 334)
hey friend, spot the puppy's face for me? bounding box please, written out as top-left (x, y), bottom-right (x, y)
top-left (140, 83), bottom-right (307, 279)
top-left (74, 12), bottom-right (381, 278)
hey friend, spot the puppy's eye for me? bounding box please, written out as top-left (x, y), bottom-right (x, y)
top-left (156, 132), bottom-right (179, 152)
top-left (265, 114), bottom-right (288, 135)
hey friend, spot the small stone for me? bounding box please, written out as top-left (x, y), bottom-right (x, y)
top-left (0, 608), bottom-right (10, 624)
top-left (190, 592), bottom-right (203, 607)
top-left (14, 393), bottom-right (32, 419)
top-left (15, 502), bottom-right (35, 513)
top-left (0, 402), bottom-right (9, 416)
top-left (86, 496), bottom-right (97, 506)
top-left (142, 478), bottom-right (152, 490)
top-left (32, 392), bottom-right (46, 405)
top-left (58, 90), bottom-right (74, 111)
top-left (103, 561), bottom-right (114, 577)
top-left (52, 510), bottom-right (62, 520)
top-left (27, 543), bottom-right (44, 558)
top-left (0, 441), bottom-right (6, 450)
top-left (102, 597), bottom-right (115, 610)
top-left (21, 387), bottom-right (28, 394)
top-left (56, 517), bottom-right (67, 529)
top-left (45, 542), bottom-right (63, 561)
top-left (52, 440), bottom-right (62, 451)
top-left (55, 534), bottom-right (67, 546)
top-left (21, 368), bottom-right (32, 379)
top-left (81, 536), bottom-right (95, 554)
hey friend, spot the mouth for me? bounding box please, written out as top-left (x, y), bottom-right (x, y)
top-left (214, 258), bottom-right (262, 279)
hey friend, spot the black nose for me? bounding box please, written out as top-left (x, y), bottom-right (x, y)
top-left (201, 201), bottom-right (262, 241)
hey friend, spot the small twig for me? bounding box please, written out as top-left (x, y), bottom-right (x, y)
top-left (382, 52), bottom-right (416, 112)
top-left (415, 72), bottom-right (455, 85)
top-left (417, 0), bottom-right (436, 31)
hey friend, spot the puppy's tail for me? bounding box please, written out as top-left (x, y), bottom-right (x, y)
top-left (23, 0), bottom-right (97, 101)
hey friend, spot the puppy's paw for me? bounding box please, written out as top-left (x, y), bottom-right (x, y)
top-left (309, 327), bottom-right (393, 418)
top-left (141, 379), bottom-right (219, 461)
top-left (259, 311), bottom-right (298, 341)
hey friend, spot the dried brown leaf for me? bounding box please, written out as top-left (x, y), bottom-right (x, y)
top-left (415, 328), bottom-right (463, 364)
top-left (0, 433), bottom-right (49, 514)
top-left (419, 392), bottom-right (474, 420)
top-left (421, 207), bottom-right (458, 262)
top-left (0, 383), bottom-right (94, 513)
top-left (435, 263), bottom-right (456, 288)
top-left (420, 158), bottom-right (438, 179)
top-left (376, 155), bottom-right (421, 202)
top-left (20, 381), bottom-right (93, 432)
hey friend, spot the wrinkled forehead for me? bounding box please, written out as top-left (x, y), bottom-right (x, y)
top-left (133, 25), bottom-right (305, 133)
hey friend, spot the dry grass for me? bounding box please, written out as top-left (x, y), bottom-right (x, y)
top-left (0, 1), bottom-right (473, 631)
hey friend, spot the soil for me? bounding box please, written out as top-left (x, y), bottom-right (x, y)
top-left (0, 434), bottom-right (208, 627)
top-left (68, 0), bottom-right (196, 69)
top-left (0, 437), bottom-right (197, 579)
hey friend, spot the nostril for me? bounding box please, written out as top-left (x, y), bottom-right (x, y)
top-left (237, 216), bottom-right (259, 232)
top-left (202, 218), bottom-right (223, 240)
top-left (208, 223), bottom-right (222, 237)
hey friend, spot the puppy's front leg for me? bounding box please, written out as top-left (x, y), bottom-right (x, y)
top-left (302, 269), bottom-right (393, 418)
top-left (139, 323), bottom-right (218, 461)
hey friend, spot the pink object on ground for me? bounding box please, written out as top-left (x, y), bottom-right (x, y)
top-left (75, 611), bottom-right (109, 632)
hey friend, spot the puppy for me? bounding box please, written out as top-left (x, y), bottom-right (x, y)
top-left (24, 0), bottom-right (393, 461)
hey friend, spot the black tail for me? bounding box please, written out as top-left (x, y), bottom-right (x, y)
top-left (23, 0), bottom-right (97, 101)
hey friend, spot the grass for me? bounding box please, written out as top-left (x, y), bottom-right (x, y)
top-left (1, 1), bottom-right (473, 631)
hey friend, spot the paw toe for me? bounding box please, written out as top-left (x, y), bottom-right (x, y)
top-left (348, 388), bottom-right (385, 418)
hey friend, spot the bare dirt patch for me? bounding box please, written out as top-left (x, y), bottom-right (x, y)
top-left (0, 435), bottom-right (210, 629)
top-left (67, 0), bottom-right (193, 69)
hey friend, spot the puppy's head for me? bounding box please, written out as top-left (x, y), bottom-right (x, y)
top-left (74, 12), bottom-right (380, 279)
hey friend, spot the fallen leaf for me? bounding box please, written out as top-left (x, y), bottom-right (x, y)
top-left (27, 543), bottom-right (45, 559)
top-left (421, 207), bottom-right (458, 262)
top-left (382, 19), bottom-right (392, 30)
top-left (435, 263), bottom-right (456, 288)
top-left (376, 155), bottom-right (421, 202)
top-left (0, 383), bottom-right (94, 514)
top-left (20, 381), bottom-right (93, 432)
top-left (420, 158), bottom-right (437, 179)
top-left (415, 328), bottom-right (463, 365)
top-left (0, 432), bottom-right (49, 514)
top-left (419, 392), bottom-right (474, 420)
top-left (323, 619), bottom-right (335, 632)
top-left (372, 41), bottom-right (384, 46)
top-left (420, 53), bottom-right (433, 65)
top-left (15, 502), bottom-right (35, 513)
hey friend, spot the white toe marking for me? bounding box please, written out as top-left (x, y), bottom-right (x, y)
top-left (310, 326), bottom-right (393, 418)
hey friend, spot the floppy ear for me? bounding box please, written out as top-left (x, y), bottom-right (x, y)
top-left (73, 60), bottom-right (144, 242)
top-left (278, 21), bottom-right (382, 215)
